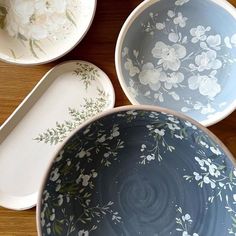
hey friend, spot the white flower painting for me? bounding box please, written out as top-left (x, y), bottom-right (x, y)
top-left (122, 0), bottom-right (236, 118)
top-left (0, 0), bottom-right (77, 58)
top-left (175, 206), bottom-right (199, 236)
top-left (152, 42), bottom-right (187, 71)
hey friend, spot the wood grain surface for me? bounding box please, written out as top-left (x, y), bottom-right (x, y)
top-left (0, 0), bottom-right (236, 235)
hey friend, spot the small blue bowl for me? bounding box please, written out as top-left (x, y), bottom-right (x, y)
top-left (37, 106), bottom-right (236, 236)
top-left (116, 0), bottom-right (236, 126)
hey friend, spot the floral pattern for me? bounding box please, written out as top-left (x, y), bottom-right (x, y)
top-left (122, 0), bottom-right (236, 118)
top-left (34, 62), bottom-right (112, 145)
top-left (183, 138), bottom-right (236, 235)
top-left (175, 206), bottom-right (199, 236)
top-left (41, 121), bottom-right (124, 235)
top-left (0, 0), bottom-right (77, 58)
top-left (40, 109), bottom-right (236, 235)
top-left (138, 113), bottom-right (218, 164)
top-left (152, 41), bottom-right (187, 71)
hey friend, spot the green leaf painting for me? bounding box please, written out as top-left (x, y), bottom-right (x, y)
top-left (34, 89), bottom-right (110, 145)
top-left (73, 63), bottom-right (100, 90)
top-left (0, 6), bottom-right (7, 29)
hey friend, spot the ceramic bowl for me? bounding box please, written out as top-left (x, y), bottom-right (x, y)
top-left (0, 0), bottom-right (96, 65)
top-left (115, 0), bottom-right (236, 126)
top-left (37, 106), bottom-right (236, 236)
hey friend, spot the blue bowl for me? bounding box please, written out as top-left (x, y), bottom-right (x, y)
top-left (115, 0), bottom-right (236, 126)
top-left (37, 106), bottom-right (236, 236)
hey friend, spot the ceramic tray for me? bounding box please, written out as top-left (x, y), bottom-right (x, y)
top-left (37, 106), bottom-right (236, 236)
top-left (0, 60), bottom-right (115, 210)
top-left (0, 0), bottom-right (96, 65)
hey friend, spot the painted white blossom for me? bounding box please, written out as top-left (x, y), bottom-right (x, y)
top-left (194, 50), bottom-right (222, 72)
top-left (210, 146), bottom-right (222, 156)
top-left (77, 149), bottom-right (91, 159)
top-left (193, 172), bottom-right (202, 181)
top-left (173, 12), bottom-right (187, 28)
top-left (176, 206), bottom-right (199, 236)
top-left (58, 194), bottom-right (63, 206)
top-left (193, 156), bottom-right (221, 189)
top-left (230, 33), bottom-right (236, 47)
top-left (43, 190), bottom-right (50, 201)
top-left (78, 230), bottom-right (89, 236)
top-left (182, 214), bottom-right (191, 222)
top-left (168, 32), bottom-right (179, 43)
top-left (126, 110), bottom-right (138, 116)
top-left (97, 134), bottom-right (106, 143)
top-left (156, 22), bottom-right (165, 30)
top-left (190, 25), bottom-right (211, 43)
top-left (50, 209), bottom-right (55, 221)
top-left (199, 140), bottom-right (209, 148)
top-left (168, 117), bottom-right (180, 124)
top-left (50, 168), bottom-right (60, 182)
top-left (182, 232), bottom-right (199, 236)
top-left (206, 34), bottom-right (221, 49)
top-left (82, 174), bottom-right (91, 186)
top-left (154, 128), bottom-right (165, 136)
top-left (55, 150), bottom-right (64, 162)
top-left (233, 194), bottom-right (236, 202)
top-left (138, 62), bottom-right (166, 91)
top-left (5, 0), bottom-right (76, 41)
top-left (184, 121), bottom-right (197, 129)
top-left (233, 170), bottom-right (236, 177)
top-left (55, 182), bottom-right (62, 192)
top-left (146, 154), bottom-right (155, 161)
top-left (124, 59), bottom-right (140, 77)
top-left (46, 227), bottom-right (51, 235)
top-left (110, 125), bottom-right (120, 139)
top-left (164, 72), bottom-right (184, 89)
top-left (152, 41), bottom-right (186, 71)
top-left (167, 10), bottom-right (175, 18)
top-left (128, 86), bottom-right (138, 98)
top-left (122, 47), bottom-right (129, 57)
top-left (188, 74), bottom-right (221, 99)
top-left (167, 123), bottom-right (181, 131)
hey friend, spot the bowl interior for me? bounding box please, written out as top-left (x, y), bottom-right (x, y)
top-left (39, 108), bottom-right (236, 236)
top-left (0, 0), bottom-right (96, 64)
top-left (118, 0), bottom-right (236, 125)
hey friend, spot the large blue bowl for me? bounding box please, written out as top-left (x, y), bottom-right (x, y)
top-left (116, 0), bottom-right (236, 126)
top-left (37, 106), bottom-right (236, 236)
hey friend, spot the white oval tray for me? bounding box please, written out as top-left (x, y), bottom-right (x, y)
top-left (0, 60), bottom-right (115, 210)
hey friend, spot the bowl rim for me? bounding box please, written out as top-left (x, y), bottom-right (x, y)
top-left (115, 0), bottom-right (236, 127)
top-left (0, 0), bottom-right (97, 66)
top-left (36, 104), bottom-right (236, 236)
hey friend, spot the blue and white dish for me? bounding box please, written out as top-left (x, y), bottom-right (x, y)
top-left (115, 0), bottom-right (236, 126)
top-left (37, 106), bottom-right (236, 236)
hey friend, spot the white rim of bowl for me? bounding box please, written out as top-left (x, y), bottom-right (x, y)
top-left (36, 104), bottom-right (236, 236)
top-left (115, 0), bottom-right (236, 127)
top-left (0, 0), bottom-right (97, 66)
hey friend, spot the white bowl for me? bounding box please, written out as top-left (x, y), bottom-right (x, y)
top-left (0, 0), bottom-right (96, 65)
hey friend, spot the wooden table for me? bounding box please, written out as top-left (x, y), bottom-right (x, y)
top-left (0, 0), bottom-right (236, 235)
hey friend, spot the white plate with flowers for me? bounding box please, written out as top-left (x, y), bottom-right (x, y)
top-left (0, 0), bottom-right (96, 65)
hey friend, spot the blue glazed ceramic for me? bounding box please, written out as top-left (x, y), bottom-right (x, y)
top-left (37, 106), bottom-right (236, 236)
top-left (115, 0), bottom-right (236, 126)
